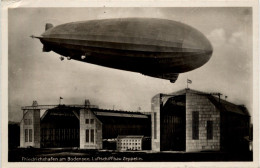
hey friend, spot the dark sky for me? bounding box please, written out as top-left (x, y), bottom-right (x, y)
top-left (8, 7), bottom-right (252, 122)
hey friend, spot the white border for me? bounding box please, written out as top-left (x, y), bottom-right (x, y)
top-left (1, 0), bottom-right (259, 168)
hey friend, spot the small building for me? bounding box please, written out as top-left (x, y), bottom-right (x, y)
top-left (151, 89), bottom-right (251, 152)
top-left (117, 135), bottom-right (143, 151)
top-left (20, 101), bottom-right (151, 149)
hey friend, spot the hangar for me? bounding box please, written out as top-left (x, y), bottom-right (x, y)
top-left (151, 89), bottom-right (251, 152)
top-left (19, 88), bottom-right (251, 152)
top-left (20, 100), bottom-right (151, 149)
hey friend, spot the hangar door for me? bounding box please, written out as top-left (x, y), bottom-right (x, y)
top-left (41, 107), bottom-right (79, 148)
top-left (161, 96), bottom-right (186, 151)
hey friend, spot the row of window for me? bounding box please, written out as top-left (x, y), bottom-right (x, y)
top-left (25, 129), bottom-right (32, 142)
top-left (118, 143), bottom-right (141, 146)
top-left (85, 119), bottom-right (94, 124)
top-left (86, 129), bottom-right (94, 143)
top-left (118, 146), bottom-right (141, 150)
top-left (24, 119), bottom-right (32, 125)
top-left (192, 111), bottom-right (213, 140)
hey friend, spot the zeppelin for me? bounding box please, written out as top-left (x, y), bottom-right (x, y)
top-left (33, 18), bottom-right (213, 83)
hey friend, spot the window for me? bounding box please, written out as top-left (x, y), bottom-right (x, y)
top-left (192, 111), bottom-right (199, 140)
top-left (90, 119), bottom-right (94, 124)
top-left (24, 119), bottom-right (27, 125)
top-left (25, 129), bottom-right (28, 142)
top-left (86, 129), bottom-right (89, 142)
top-left (154, 113), bottom-right (157, 139)
top-left (85, 119), bottom-right (89, 124)
top-left (207, 121), bottom-right (213, 140)
top-left (91, 129), bottom-right (94, 143)
top-left (29, 129), bottom-right (32, 142)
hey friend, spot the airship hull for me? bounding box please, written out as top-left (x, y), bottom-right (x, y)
top-left (37, 18), bottom-right (213, 82)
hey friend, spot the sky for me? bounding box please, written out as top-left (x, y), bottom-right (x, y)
top-left (8, 7), bottom-right (253, 122)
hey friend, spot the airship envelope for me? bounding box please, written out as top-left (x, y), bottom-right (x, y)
top-left (33, 18), bottom-right (213, 83)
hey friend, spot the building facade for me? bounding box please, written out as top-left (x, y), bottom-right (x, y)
top-left (79, 107), bottom-right (103, 149)
top-left (20, 101), bottom-right (41, 148)
top-left (151, 89), bottom-right (250, 152)
top-left (117, 135), bottom-right (143, 151)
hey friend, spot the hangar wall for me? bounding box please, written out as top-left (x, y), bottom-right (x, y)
top-left (186, 92), bottom-right (220, 152)
top-left (79, 108), bottom-right (102, 149)
top-left (151, 94), bottom-right (161, 151)
top-left (20, 109), bottom-right (40, 148)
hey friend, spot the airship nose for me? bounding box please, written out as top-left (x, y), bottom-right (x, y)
top-left (182, 28), bottom-right (213, 65)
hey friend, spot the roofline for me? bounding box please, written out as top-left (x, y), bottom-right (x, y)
top-left (21, 104), bottom-right (99, 110)
top-left (117, 135), bottom-right (144, 138)
top-left (92, 108), bottom-right (151, 115)
top-left (163, 88), bottom-right (248, 108)
top-left (156, 88), bottom-right (250, 116)
top-left (21, 104), bottom-right (151, 115)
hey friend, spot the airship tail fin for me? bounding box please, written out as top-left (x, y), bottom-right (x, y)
top-left (45, 23), bottom-right (53, 31)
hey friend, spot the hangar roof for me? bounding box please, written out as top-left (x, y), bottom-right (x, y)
top-left (209, 96), bottom-right (250, 116)
top-left (92, 109), bottom-right (150, 125)
top-left (157, 88), bottom-right (250, 116)
top-left (92, 108), bottom-right (149, 119)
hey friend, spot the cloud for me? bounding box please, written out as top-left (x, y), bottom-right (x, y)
top-left (207, 28), bottom-right (227, 46)
top-left (228, 31), bottom-right (244, 44)
top-left (206, 28), bottom-right (252, 82)
top-left (208, 28), bottom-right (249, 51)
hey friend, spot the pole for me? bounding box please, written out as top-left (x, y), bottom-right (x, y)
top-left (217, 93), bottom-right (222, 103)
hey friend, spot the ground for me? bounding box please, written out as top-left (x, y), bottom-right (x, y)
top-left (8, 148), bottom-right (253, 162)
